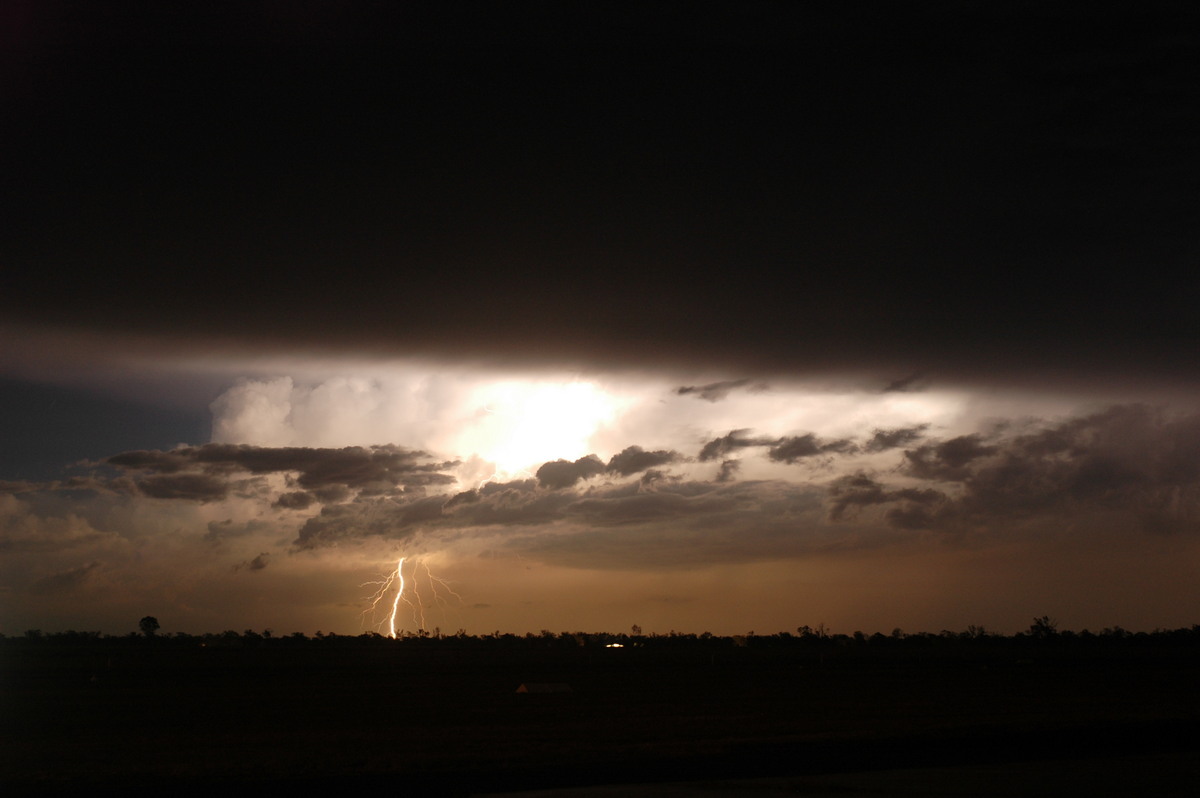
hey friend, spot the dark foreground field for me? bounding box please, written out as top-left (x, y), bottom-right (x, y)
top-left (4, 636), bottom-right (1199, 796)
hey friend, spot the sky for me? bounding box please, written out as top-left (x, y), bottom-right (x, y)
top-left (2, 1), bottom-right (1199, 637)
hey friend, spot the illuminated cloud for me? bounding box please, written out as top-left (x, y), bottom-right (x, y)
top-left (206, 373), bottom-right (620, 479)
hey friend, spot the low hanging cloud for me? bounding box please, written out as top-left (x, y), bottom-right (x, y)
top-left (700, 430), bottom-right (855, 464)
top-left (293, 479), bottom-right (576, 549)
top-left (510, 479), bottom-right (835, 569)
top-left (536, 455), bottom-right (606, 489)
top-left (675, 378), bottom-right (768, 402)
top-left (137, 473), bottom-right (230, 502)
top-left (881, 373), bottom-right (928, 393)
top-left (827, 472), bottom-right (946, 524)
top-left (902, 434), bottom-right (998, 481)
top-left (234, 552), bottom-right (270, 572)
top-left (0, 492), bottom-right (127, 555)
top-left (292, 471), bottom-right (838, 568)
top-left (697, 430), bottom-right (780, 462)
top-left (107, 443), bottom-right (458, 501)
top-left (273, 491), bottom-right (316, 510)
top-left (28, 561), bottom-right (101, 595)
top-left (605, 445), bottom-right (682, 476)
top-left (293, 496), bottom-right (442, 549)
top-left (829, 405), bottom-right (1200, 537)
top-left (205, 518), bottom-right (276, 544)
top-left (864, 424), bottom-right (930, 453)
top-left (767, 434), bottom-right (857, 464)
top-left (533, 446), bottom-right (684, 489)
top-left (8, 400), bottom-right (1200, 619)
top-left (715, 459), bottom-right (741, 483)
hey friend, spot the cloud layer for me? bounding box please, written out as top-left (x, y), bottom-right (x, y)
top-left (4, 396), bottom-right (1199, 636)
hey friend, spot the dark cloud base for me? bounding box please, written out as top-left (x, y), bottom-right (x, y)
top-left (4, 406), bottom-right (1199, 599)
top-left (832, 405), bottom-right (1200, 538)
top-left (3, 4), bottom-right (1198, 381)
top-left (107, 443), bottom-right (457, 502)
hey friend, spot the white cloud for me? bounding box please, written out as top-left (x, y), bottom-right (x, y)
top-left (210, 377), bottom-right (296, 446)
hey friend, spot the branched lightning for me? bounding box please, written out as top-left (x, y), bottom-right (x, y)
top-left (423, 561), bottom-right (465, 607)
top-left (360, 556), bottom-right (463, 638)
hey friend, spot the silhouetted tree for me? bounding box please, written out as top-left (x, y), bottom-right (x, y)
top-left (139, 616), bottom-right (160, 637)
top-left (1028, 615), bottom-right (1058, 639)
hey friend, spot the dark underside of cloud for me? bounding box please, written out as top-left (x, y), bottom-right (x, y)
top-left (829, 405), bottom-right (1200, 537)
top-left (292, 476), bottom-right (836, 568)
top-left (865, 425), bottom-right (931, 453)
top-left (3, 405), bottom-right (1198, 572)
top-left (675, 379), bottom-right (767, 402)
top-left (2, 3), bottom-right (1198, 381)
top-left (536, 447), bottom-right (684, 489)
top-left (698, 431), bottom-right (859, 463)
top-left (234, 552), bottom-right (270, 572)
top-left (28, 562), bottom-right (101, 595)
top-left (107, 444), bottom-right (458, 500)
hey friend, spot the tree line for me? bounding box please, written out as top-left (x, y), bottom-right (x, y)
top-left (8, 617), bottom-right (1200, 650)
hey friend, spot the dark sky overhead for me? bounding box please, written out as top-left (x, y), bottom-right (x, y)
top-left (2, 2), bottom-right (1199, 637)
top-left (5, 0), bottom-right (1199, 374)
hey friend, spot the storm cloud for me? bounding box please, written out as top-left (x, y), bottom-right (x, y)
top-left (700, 431), bottom-right (856, 465)
top-left (830, 406), bottom-right (1200, 537)
top-left (698, 431), bottom-right (780, 462)
top-left (605, 446), bottom-right (682, 476)
top-left (675, 379), bottom-right (767, 402)
top-left (536, 455), bottom-right (606, 490)
top-left (28, 562), bottom-right (101, 596)
top-left (293, 471), bottom-right (835, 568)
top-left (767, 434), bottom-right (857, 464)
top-left (903, 435), bottom-right (998, 482)
top-left (865, 425), bottom-right (930, 453)
top-left (108, 444), bottom-right (457, 501)
top-left (137, 473), bottom-right (229, 502)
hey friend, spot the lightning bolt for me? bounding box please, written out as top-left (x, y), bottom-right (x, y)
top-left (422, 561), bottom-right (465, 607)
top-left (360, 556), bottom-right (463, 638)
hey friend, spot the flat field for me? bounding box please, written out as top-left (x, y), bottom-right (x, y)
top-left (3, 638), bottom-right (1198, 795)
